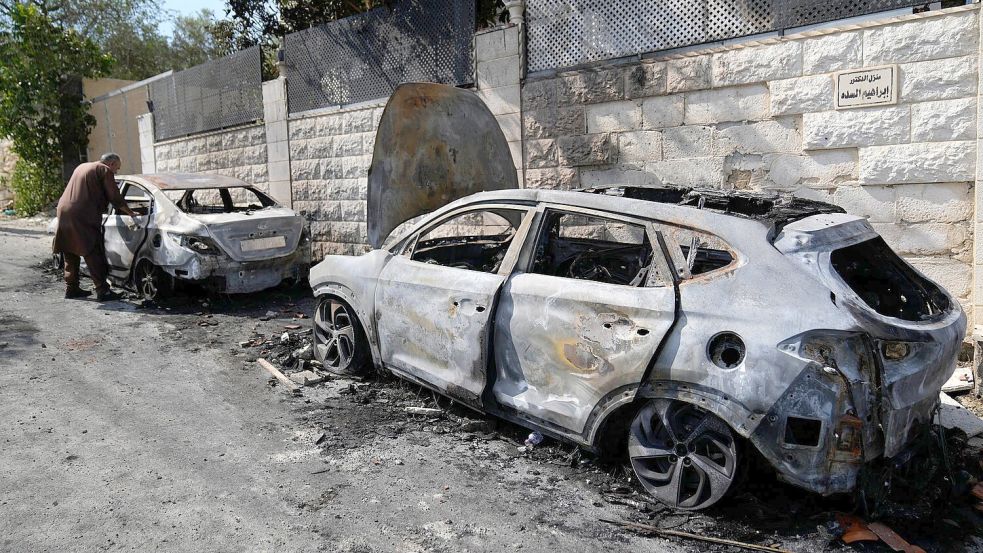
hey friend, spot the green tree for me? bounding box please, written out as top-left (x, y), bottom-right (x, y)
top-left (170, 9), bottom-right (228, 70)
top-left (0, 4), bottom-right (112, 214)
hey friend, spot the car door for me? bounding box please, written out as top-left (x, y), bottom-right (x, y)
top-left (374, 204), bottom-right (534, 408)
top-left (492, 206), bottom-right (678, 435)
top-left (103, 181), bottom-right (152, 278)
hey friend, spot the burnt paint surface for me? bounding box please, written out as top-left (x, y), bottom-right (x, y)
top-left (312, 186), bottom-right (966, 498)
top-left (366, 83), bottom-right (519, 248)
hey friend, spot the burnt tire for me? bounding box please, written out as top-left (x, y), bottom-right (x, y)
top-left (134, 260), bottom-right (173, 302)
top-left (629, 399), bottom-right (740, 510)
top-left (314, 296), bottom-right (370, 377)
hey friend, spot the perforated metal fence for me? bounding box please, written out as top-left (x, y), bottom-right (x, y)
top-left (284, 0), bottom-right (475, 114)
top-left (527, 0), bottom-right (929, 72)
top-left (149, 46), bottom-right (264, 141)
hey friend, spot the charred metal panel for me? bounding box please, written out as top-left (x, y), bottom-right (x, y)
top-left (367, 83), bottom-right (519, 248)
top-left (493, 273), bottom-right (675, 433)
top-left (374, 256), bottom-right (504, 407)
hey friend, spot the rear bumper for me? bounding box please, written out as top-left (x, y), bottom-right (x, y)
top-left (161, 245), bottom-right (311, 293)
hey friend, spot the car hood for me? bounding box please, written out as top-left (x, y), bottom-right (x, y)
top-left (366, 82), bottom-right (519, 248)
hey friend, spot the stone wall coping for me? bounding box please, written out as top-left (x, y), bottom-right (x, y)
top-left (287, 97), bottom-right (386, 121)
top-left (526, 3), bottom-right (980, 81)
top-left (474, 22), bottom-right (518, 38)
top-left (154, 120), bottom-right (265, 147)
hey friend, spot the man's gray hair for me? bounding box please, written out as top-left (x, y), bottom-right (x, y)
top-left (100, 152), bottom-right (121, 163)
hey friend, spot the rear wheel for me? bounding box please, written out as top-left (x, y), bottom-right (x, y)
top-left (134, 260), bottom-right (173, 302)
top-left (314, 296), bottom-right (369, 376)
top-left (629, 399), bottom-right (740, 510)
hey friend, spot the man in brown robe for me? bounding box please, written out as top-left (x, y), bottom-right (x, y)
top-left (53, 153), bottom-right (136, 301)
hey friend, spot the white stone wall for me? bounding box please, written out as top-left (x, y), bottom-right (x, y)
top-left (520, 6), bottom-right (979, 318)
top-left (287, 103), bottom-right (384, 258)
top-left (153, 124), bottom-right (269, 192)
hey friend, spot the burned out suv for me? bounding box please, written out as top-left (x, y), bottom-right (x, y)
top-left (308, 83), bottom-right (965, 510)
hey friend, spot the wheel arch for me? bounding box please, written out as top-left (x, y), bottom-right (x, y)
top-left (314, 283), bottom-right (382, 369)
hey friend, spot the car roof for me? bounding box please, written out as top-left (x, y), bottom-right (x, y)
top-left (120, 173), bottom-right (252, 190)
top-left (437, 187), bottom-right (846, 233)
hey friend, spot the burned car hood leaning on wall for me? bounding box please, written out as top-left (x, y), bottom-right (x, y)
top-left (98, 173), bottom-right (311, 300)
top-left (309, 83), bottom-right (965, 511)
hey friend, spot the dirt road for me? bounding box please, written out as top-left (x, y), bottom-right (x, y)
top-left (1, 217), bottom-right (979, 552)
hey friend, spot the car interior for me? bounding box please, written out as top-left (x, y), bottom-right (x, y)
top-left (164, 187), bottom-right (277, 214)
top-left (410, 208), bottom-right (525, 273)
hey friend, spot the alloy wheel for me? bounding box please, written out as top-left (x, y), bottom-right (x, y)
top-left (629, 399), bottom-right (739, 510)
top-left (314, 298), bottom-right (358, 373)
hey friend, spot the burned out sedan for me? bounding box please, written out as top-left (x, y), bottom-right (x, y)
top-left (309, 83), bottom-right (965, 510)
top-left (99, 174), bottom-right (310, 300)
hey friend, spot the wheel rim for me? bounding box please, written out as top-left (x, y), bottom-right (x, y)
top-left (314, 299), bottom-right (356, 370)
top-left (139, 263), bottom-right (158, 300)
top-left (629, 399), bottom-right (738, 510)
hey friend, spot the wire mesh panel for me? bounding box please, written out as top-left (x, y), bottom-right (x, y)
top-left (285, 0), bottom-right (475, 114)
top-left (149, 46), bottom-right (263, 141)
top-left (527, 0), bottom-right (927, 73)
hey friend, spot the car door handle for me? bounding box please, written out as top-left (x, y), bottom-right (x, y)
top-left (476, 305), bottom-right (486, 312)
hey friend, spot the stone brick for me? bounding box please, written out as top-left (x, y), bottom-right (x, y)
top-left (908, 257), bottom-right (972, 300)
top-left (667, 56), bottom-right (711, 93)
top-left (859, 141), bottom-right (975, 184)
top-left (523, 78), bottom-right (557, 110)
top-left (477, 56), bottom-right (521, 89)
top-left (711, 42), bottom-right (802, 87)
top-left (291, 159), bottom-right (321, 180)
top-left (684, 84), bottom-right (769, 125)
top-left (910, 98), bottom-right (976, 142)
top-left (641, 95), bottom-right (684, 129)
top-left (619, 131), bottom-right (663, 164)
top-left (802, 31), bottom-right (863, 75)
top-left (557, 134), bottom-right (617, 166)
top-left (900, 56), bottom-right (977, 102)
top-left (522, 107), bottom-right (585, 139)
top-left (832, 185), bottom-right (897, 223)
top-left (480, 85), bottom-right (520, 115)
top-left (586, 101), bottom-right (642, 133)
top-left (714, 119), bottom-right (800, 156)
top-left (769, 75), bottom-right (833, 116)
top-left (306, 137), bottom-right (334, 159)
top-left (894, 182), bottom-right (974, 223)
top-left (334, 134), bottom-right (364, 157)
top-left (316, 116), bottom-right (344, 137)
top-left (245, 126), bottom-right (266, 145)
top-left (763, 150), bottom-right (857, 188)
top-left (242, 145), bottom-right (266, 165)
top-left (321, 159), bottom-right (344, 179)
top-left (475, 26), bottom-right (519, 62)
top-left (524, 168), bottom-right (580, 190)
top-left (496, 113), bottom-right (522, 143)
top-left (644, 157), bottom-right (727, 187)
top-left (625, 62), bottom-right (667, 99)
top-left (663, 126), bottom-right (714, 159)
top-left (802, 107), bottom-right (910, 149)
top-left (344, 110), bottom-right (376, 133)
top-left (872, 222), bottom-right (969, 255)
top-left (525, 139), bottom-right (557, 168)
top-left (289, 118), bottom-right (316, 140)
top-left (557, 68), bottom-right (624, 105)
top-left (341, 156), bottom-right (371, 179)
top-left (863, 10), bottom-right (978, 66)
top-left (579, 168), bottom-right (660, 188)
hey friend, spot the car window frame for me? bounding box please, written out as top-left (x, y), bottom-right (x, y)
top-left (108, 180), bottom-right (153, 217)
top-left (400, 203), bottom-right (536, 277)
top-left (519, 203), bottom-right (675, 289)
top-left (648, 219), bottom-right (741, 283)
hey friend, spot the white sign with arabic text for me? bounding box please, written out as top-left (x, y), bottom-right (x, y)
top-left (834, 65), bottom-right (898, 109)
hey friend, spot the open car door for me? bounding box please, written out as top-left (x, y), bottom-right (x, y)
top-left (368, 82), bottom-right (521, 407)
top-left (366, 83), bottom-right (519, 248)
top-left (103, 181), bottom-right (151, 279)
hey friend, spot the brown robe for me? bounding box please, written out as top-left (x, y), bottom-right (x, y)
top-left (52, 161), bottom-right (127, 256)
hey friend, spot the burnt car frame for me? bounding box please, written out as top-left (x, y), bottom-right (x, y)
top-left (98, 174), bottom-right (310, 299)
top-left (308, 84), bottom-right (965, 510)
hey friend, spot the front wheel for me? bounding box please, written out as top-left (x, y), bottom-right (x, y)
top-left (629, 399), bottom-right (741, 510)
top-left (313, 296), bottom-right (369, 376)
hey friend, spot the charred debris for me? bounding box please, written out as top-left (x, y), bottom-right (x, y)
top-left (582, 185), bottom-right (845, 232)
